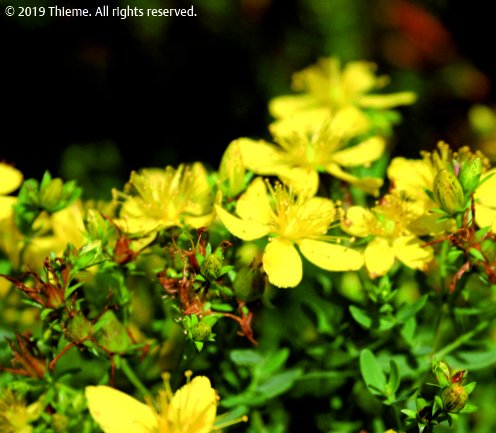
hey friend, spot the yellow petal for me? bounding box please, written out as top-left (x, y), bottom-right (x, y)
top-left (184, 213), bottom-right (216, 229)
top-left (268, 94), bottom-right (320, 119)
top-left (342, 206), bottom-right (375, 237)
top-left (475, 169), bottom-right (496, 208)
top-left (168, 376), bottom-right (217, 433)
top-left (269, 108), bottom-right (330, 137)
top-left (408, 212), bottom-right (456, 236)
top-left (387, 157), bottom-right (434, 198)
top-left (85, 386), bottom-right (156, 433)
top-left (215, 205), bottom-right (270, 241)
top-left (0, 196), bottom-right (16, 220)
top-left (237, 137), bottom-right (285, 174)
top-left (475, 203), bottom-right (496, 230)
top-left (236, 178), bottom-right (273, 224)
top-left (358, 92), bottom-right (417, 109)
top-left (365, 237), bottom-right (395, 278)
top-left (297, 197), bottom-right (336, 231)
top-left (330, 106), bottom-right (370, 138)
top-left (341, 60), bottom-right (379, 96)
top-left (0, 163), bottom-right (23, 195)
top-left (51, 201), bottom-right (86, 248)
top-left (298, 239), bottom-right (364, 271)
top-left (263, 238), bottom-right (302, 288)
top-left (393, 235), bottom-right (433, 271)
top-left (276, 167), bottom-right (319, 197)
top-left (114, 216), bottom-right (163, 237)
top-left (331, 136), bottom-right (386, 167)
top-left (325, 163), bottom-right (383, 196)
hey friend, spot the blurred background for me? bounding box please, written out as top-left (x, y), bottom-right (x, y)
top-left (1, 0), bottom-right (496, 199)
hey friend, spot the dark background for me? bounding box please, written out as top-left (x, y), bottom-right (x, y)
top-left (1, 0), bottom-right (495, 197)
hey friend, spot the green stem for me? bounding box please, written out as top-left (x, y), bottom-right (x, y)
top-left (431, 303), bottom-right (448, 356)
top-left (119, 356), bottom-right (150, 397)
top-left (433, 320), bottom-right (489, 359)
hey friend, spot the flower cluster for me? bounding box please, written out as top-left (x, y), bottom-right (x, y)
top-left (0, 56), bottom-right (495, 433)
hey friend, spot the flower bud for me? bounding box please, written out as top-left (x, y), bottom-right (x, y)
top-left (219, 139), bottom-right (246, 198)
top-left (37, 171), bottom-right (81, 213)
top-left (433, 169), bottom-right (465, 215)
top-left (66, 313), bottom-right (92, 343)
top-left (458, 157), bottom-right (482, 195)
top-left (441, 383), bottom-right (468, 413)
top-left (39, 177), bottom-right (64, 211)
top-left (200, 251), bottom-right (223, 281)
top-left (52, 413), bottom-right (69, 432)
top-left (191, 321), bottom-right (212, 342)
top-left (94, 310), bottom-right (132, 354)
top-left (432, 360), bottom-right (451, 387)
top-left (233, 266), bottom-right (266, 302)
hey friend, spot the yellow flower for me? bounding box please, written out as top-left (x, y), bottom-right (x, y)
top-left (85, 374), bottom-right (228, 433)
top-left (343, 194), bottom-right (434, 278)
top-left (113, 163), bottom-right (214, 237)
top-left (0, 162), bottom-right (23, 221)
top-left (0, 389), bottom-right (42, 433)
top-left (387, 142), bottom-right (493, 232)
top-left (269, 57), bottom-right (416, 119)
top-left (215, 177), bottom-right (363, 288)
top-left (0, 200), bottom-right (87, 274)
top-left (238, 107), bottom-right (385, 196)
top-left (387, 144), bottom-right (455, 235)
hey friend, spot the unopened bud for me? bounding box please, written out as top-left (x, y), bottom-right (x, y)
top-left (458, 157), bottom-right (482, 195)
top-left (94, 310), bottom-right (132, 354)
top-left (433, 360), bottom-right (451, 387)
top-left (52, 413), bottom-right (69, 432)
top-left (39, 177), bottom-right (64, 211)
top-left (200, 251), bottom-right (223, 281)
top-left (234, 266), bottom-right (266, 302)
top-left (191, 321), bottom-right (212, 342)
top-left (433, 169), bottom-right (465, 215)
top-left (441, 383), bottom-right (468, 413)
top-left (219, 139), bottom-right (246, 197)
top-left (66, 313), bottom-right (92, 343)
top-left (37, 171), bottom-right (81, 213)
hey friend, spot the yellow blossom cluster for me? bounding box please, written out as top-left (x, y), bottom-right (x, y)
top-left (2, 57), bottom-right (496, 295)
top-left (215, 57), bottom-right (422, 287)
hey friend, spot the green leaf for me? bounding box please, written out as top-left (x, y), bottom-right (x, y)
top-left (64, 281), bottom-right (84, 299)
top-left (255, 348), bottom-right (290, 380)
top-left (468, 247), bottom-right (485, 261)
top-left (447, 250), bottom-right (464, 262)
top-left (230, 349), bottom-right (264, 366)
top-left (396, 294), bottom-right (428, 324)
top-left (194, 341), bottom-right (204, 351)
top-left (447, 349), bottom-right (496, 370)
top-left (349, 305), bottom-right (394, 331)
top-left (387, 359), bottom-right (400, 395)
top-left (210, 301), bottom-right (234, 312)
top-left (464, 381), bottom-right (476, 394)
top-left (459, 403), bottom-right (478, 414)
top-left (349, 305), bottom-right (373, 329)
top-left (401, 409), bottom-right (417, 419)
top-left (400, 317), bottom-right (416, 344)
top-left (255, 368), bottom-right (303, 399)
top-left (40, 308), bottom-right (54, 321)
top-left (360, 349), bottom-right (386, 395)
